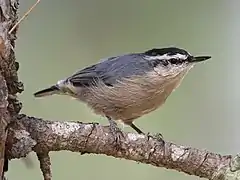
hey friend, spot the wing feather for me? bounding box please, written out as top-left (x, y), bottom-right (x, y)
top-left (67, 54), bottom-right (150, 87)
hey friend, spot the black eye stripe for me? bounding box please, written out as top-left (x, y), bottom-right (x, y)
top-left (168, 58), bottom-right (185, 64)
top-left (150, 59), bottom-right (169, 67)
top-left (149, 58), bottom-right (187, 68)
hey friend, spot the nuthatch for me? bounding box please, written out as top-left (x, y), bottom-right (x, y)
top-left (34, 47), bottom-right (211, 138)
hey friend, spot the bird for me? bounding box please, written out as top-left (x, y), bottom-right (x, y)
top-left (33, 47), bottom-right (211, 139)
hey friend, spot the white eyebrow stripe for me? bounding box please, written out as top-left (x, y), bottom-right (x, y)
top-left (144, 53), bottom-right (188, 60)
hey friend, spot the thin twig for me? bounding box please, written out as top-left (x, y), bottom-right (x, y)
top-left (8, 0), bottom-right (41, 34)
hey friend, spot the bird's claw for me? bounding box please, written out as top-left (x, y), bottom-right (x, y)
top-left (107, 116), bottom-right (124, 148)
top-left (147, 132), bottom-right (164, 142)
top-left (109, 123), bottom-right (124, 146)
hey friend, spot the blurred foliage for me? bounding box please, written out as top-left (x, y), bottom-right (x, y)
top-left (6, 0), bottom-right (240, 179)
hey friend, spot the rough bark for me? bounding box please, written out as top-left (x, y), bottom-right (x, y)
top-left (0, 73), bottom-right (9, 179)
top-left (1, 1), bottom-right (240, 180)
top-left (0, 0), bottom-right (22, 179)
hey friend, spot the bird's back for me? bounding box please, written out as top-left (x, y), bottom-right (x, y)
top-left (67, 53), bottom-right (153, 87)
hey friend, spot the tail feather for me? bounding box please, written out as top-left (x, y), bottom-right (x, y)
top-left (34, 85), bottom-right (60, 97)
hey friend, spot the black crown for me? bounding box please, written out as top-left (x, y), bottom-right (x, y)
top-left (144, 47), bottom-right (189, 57)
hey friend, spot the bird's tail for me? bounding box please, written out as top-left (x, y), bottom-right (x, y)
top-left (34, 85), bottom-right (60, 97)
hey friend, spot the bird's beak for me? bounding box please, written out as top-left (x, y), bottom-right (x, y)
top-left (190, 56), bottom-right (211, 63)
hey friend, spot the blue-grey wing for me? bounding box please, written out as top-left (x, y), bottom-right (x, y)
top-left (67, 64), bottom-right (107, 87)
top-left (68, 53), bottom-right (151, 87)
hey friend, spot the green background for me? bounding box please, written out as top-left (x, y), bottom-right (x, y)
top-left (7, 0), bottom-right (240, 179)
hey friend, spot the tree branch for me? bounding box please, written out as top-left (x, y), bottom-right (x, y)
top-left (4, 114), bottom-right (240, 180)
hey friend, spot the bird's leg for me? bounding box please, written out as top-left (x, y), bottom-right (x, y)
top-left (106, 116), bottom-right (124, 144)
top-left (129, 122), bottom-right (164, 142)
top-left (129, 123), bottom-right (144, 134)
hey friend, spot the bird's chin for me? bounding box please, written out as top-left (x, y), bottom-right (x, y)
top-left (185, 62), bottom-right (196, 68)
top-left (182, 64), bottom-right (194, 73)
top-left (187, 63), bottom-right (195, 68)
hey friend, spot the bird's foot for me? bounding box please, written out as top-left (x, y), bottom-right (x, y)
top-left (147, 132), bottom-right (164, 143)
top-left (107, 117), bottom-right (124, 147)
top-left (109, 121), bottom-right (124, 144)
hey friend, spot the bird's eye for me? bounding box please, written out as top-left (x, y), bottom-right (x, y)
top-left (169, 58), bottom-right (181, 64)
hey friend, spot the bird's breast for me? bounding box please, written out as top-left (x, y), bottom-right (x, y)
top-left (82, 70), bottom-right (189, 122)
